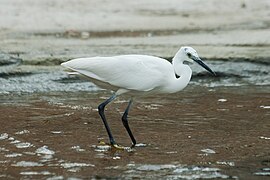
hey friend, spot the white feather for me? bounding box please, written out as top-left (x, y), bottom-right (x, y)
top-left (61, 55), bottom-right (174, 92)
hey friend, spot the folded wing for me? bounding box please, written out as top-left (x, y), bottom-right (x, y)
top-left (61, 55), bottom-right (173, 92)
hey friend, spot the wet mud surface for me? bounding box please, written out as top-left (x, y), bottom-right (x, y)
top-left (0, 86), bottom-right (269, 179)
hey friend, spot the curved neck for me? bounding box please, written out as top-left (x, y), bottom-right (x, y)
top-left (166, 60), bottom-right (192, 93)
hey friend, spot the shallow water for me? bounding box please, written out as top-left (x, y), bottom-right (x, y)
top-left (0, 86), bottom-right (269, 179)
top-left (0, 60), bottom-right (270, 179)
top-left (0, 61), bottom-right (269, 94)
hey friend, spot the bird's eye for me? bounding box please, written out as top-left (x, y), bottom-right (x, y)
top-left (187, 52), bottom-right (192, 57)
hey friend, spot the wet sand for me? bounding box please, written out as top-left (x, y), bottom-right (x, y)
top-left (0, 87), bottom-right (269, 179)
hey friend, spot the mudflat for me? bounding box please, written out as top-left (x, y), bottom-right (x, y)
top-left (0, 87), bottom-right (269, 179)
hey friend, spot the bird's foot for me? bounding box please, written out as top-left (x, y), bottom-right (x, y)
top-left (98, 141), bottom-right (134, 151)
top-left (111, 143), bottom-right (127, 150)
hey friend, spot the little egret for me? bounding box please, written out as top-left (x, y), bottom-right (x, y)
top-left (61, 46), bottom-right (216, 149)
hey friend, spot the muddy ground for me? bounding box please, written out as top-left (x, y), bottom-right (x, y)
top-left (0, 86), bottom-right (269, 179)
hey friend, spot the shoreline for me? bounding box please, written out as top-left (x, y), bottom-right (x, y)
top-left (0, 0), bottom-right (269, 65)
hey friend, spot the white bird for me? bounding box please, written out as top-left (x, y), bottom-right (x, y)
top-left (61, 46), bottom-right (216, 149)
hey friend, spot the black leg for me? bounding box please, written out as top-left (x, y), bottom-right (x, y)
top-left (98, 94), bottom-right (116, 145)
top-left (122, 99), bottom-right (136, 147)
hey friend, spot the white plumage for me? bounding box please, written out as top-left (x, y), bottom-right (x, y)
top-left (62, 55), bottom-right (173, 92)
top-left (61, 46), bottom-right (215, 148)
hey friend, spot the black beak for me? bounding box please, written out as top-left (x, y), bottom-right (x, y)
top-left (192, 56), bottom-right (216, 76)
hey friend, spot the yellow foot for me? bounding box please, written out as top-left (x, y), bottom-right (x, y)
top-left (111, 143), bottom-right (126, 150)
top-left (98, 141), bottom-right (107, 145)
top-left (98, 141), bottom-right (134, 151)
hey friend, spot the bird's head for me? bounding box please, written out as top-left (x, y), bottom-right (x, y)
top-left (180, 46), bottom-right (216, 76)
